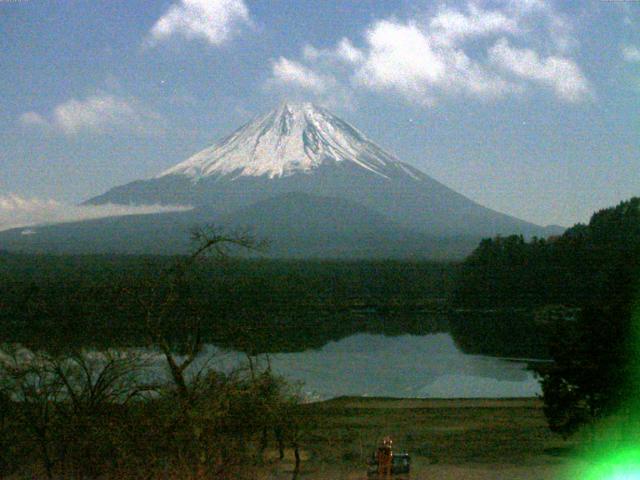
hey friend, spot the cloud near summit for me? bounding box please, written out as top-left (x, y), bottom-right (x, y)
top-left (271, 58), bottom-right (330, 94)
top-left (268, 0), bottom-right (591, 106)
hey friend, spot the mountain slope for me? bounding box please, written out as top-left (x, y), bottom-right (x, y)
top-left (0, 193), bottom-right (478, 258)
top-left (216, 192), bottom-right (479, 258)
top-left (87, 102), bottom-right (552, 239)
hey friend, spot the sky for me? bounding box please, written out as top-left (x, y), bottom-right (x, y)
top-left (0, 0), bottom-right (639, 229)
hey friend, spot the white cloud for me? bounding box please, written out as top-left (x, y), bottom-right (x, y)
top-left (622, 44), bottom-right (640, 63)
top-left (0, 194), bottom-right (192, 232)
top-left (270, 1), bottom-right (590, 107)
top-left (271, 57), bottom-right (330, 94)
top-left (428, 3), bottom-right (519, 45)
top-left (489, 38), bottom-right (591, 102)
top-left (267, 57), bottom-right (354, 110)
top-left (149, 0), bottom-right (251, 46)
top-left (19, 94), bottom-right (165, 136)
top-left (19, 112), bottom-right (48, 128)
top-left (335, 38), bottom-right (365, 64)
top-left (354, 21), bottom-right (445, 102)
top-left (303, 38), bottom-right (364, 65)
top-left (506, 0), bottom-right (575, 53)
top-left (354, 18), bottom-right (517, 103)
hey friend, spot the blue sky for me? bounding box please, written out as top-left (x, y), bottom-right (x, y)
top-left (1, 0), bottom-right (638, 229)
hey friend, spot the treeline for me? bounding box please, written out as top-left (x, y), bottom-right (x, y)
top-left (453, 197), bottom-right (640, 310)
top-left (0, 254), bottom-right (456, 306)
top-left (0, 254), bottom-right (455, 353)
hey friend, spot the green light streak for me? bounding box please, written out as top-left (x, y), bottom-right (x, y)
top-left (580, 447), bottom-right (640, 480)
top-left (562, 294), bottom-right (640, 480)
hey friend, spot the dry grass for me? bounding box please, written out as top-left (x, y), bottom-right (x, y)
top-left (260, 397), bottom-right (583, 479)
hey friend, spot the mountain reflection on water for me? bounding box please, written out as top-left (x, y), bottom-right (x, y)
top-left (196, 333), bottom-right (541, 400)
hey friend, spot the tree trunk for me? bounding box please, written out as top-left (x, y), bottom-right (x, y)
top-left (294, 443), bottom-right (301, 474)
top-left (275, 426), bottom-right (285, 460)
top-left (39, 439), bottom-right (54, 480)
top-left (260, 427), bottom-right (268, 457)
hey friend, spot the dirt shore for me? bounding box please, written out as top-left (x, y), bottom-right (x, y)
top-left (262, 397), bottom-right (584, 479)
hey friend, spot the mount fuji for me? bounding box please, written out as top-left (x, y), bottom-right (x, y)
top-left (1, 103), bottom-right (560, 258)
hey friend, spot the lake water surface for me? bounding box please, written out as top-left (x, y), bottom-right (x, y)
top-left (201, 333), bottom-right (541, 400)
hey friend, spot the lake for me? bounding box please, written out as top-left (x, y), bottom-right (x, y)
top-left (196, 332), bottom-right (541, 401)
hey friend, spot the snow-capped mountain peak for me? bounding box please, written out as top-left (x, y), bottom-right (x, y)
top-left (158, 102), bottom-right (401, 180)
top-left (77, 101), bottom-right (553, 255)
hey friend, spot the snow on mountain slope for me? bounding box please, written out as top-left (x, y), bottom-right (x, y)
top-left (159, 102), bottom-right (402, 180)
top-left (82, 101), bottom-right (559, 243)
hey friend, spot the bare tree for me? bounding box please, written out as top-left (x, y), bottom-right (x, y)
top-left (133, 226), bottom-right (267, 478)
top-left (51, 349), bottom-right (153, 415)
top-left (0, 345), bottom-right (154, 479)
top-left (0, 346), bottom-right (63, 479)
top-left (140, 226), bottom-right (264, 404)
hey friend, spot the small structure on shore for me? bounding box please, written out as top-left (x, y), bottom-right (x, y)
top-left (367, 437), bottom-right (411, 478)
